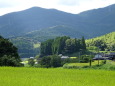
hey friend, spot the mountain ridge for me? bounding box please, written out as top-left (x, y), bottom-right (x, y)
top-left (0, 4), bottom-right (115, 39)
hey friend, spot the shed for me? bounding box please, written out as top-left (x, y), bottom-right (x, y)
top-left (109, 53), bottom-right (115, 60)
top-left (61, 56), bottom-right (69, 59)
top-left (94, 54), bottom-right (102, 58)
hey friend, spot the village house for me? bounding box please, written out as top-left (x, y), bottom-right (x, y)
top-left (109, 53), bottom-right (115, 60)
top-left (93, 54), bottom-right (105, 60)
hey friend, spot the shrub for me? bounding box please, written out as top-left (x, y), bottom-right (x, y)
top-left (0, 55), bottom-right (23, 67)
top-left (40, 55), bottom-right (61, 68)
top-left (28, 58), bottom-right (35, 66)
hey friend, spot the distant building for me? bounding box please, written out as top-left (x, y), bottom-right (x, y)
top-left (59, 54), bottom-right (62, 57)
top-left (93, 54), bottom-right (105, 60)
top-left (109, 53), bottom-right (115, 60)
top-left (94, 54), bottom-right (102, 58)
top-left (35, 62), bottom-right (38, 64)
top-left (61, 56), bottom-right (69, 59)
top-left (30, 57), bottom-right (34, 59)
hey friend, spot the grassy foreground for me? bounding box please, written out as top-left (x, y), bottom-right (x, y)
top-left (0, 67), bottom-right (115, 86)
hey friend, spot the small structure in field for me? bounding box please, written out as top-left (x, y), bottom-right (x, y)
top-left (61, 56), bottom-right (69, 59)
top-left (30, 57), bottom-right (34, 59)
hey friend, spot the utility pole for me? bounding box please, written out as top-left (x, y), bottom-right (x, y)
top-left (79, 52), bottom-right (80, 63)
top-left (98, 47), bottom-right (100, 66)
top-left (89, 53), bottom-right (92, 67)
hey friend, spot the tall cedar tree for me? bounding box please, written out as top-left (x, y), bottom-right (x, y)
top-left (81, 36), bottom-right (86, 50)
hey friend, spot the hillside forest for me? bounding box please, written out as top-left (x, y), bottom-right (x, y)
top-left (40, 36), bottom-right (86, 57)
top-left (86, 32), bottom-right (115, 51)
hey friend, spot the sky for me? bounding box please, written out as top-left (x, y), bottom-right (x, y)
top-left (0, 0), bottom-right (115, 16)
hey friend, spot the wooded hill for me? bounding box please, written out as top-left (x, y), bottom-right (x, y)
top-left (10, 31), bottom-right (115, 58)
top-left (10, 37), bottom-right (39, 58)
top-left (40, 36), bottom-right (86, 57)
top-left (86, 32), bottom-right (115, 51)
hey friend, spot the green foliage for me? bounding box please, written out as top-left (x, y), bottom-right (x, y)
top-left (28, 58), bottom-right (35, 66)
top-left (50, 55), bottom-right (61, 67)
top-left (40, 36), bottom-right (86, 56)
top-left (64, 39), bottom-right (77, 54)
top-left (40, 39), bottom-right (54, 56)
top-left (61, 58), bottom-right (78, 65)
top-left (40, 55), bottom-right (61, 68)
top-left (35, 55), bottom-right (40, 59)
top-left (10, 37), bottom-right (40, 58)
top-left (0, 55), bottom-right (22, 67)
top-left (40, 56), bottom-right (51, 68)
top-left (80, 55), bottom-right (92, 63)
top-left (81, 57), bottom-right (90, 63)
top-left (86, 32), bottom-right (115, 51)
top-left (0, 36), bottom-right (22, 66)
top-left (81, 36), bottom-right (86, 50)
top-left (52, 36), bottom-right (70, 54)
top-left (87, 46), bottom-right (98, 52)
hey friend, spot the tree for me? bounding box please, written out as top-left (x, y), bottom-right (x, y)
top-left (94, 40), bottom-right (107, 51)
top-left (40, 36), bottom-right (87, 56)
top-left (50, 55), bottom-right (61, 67)
top-left (0, 55), bottom-right (22, 66)
top-left (81, 36), bottom-right (86, 50)
top-left (40, 39), bottom-right (54, 56)
top-left (64, 39), bottom-right (76, 54)
top-left (52, 36), bottom-right (70, 54)
top-left (40, 56), bottom-right (51, 68)
top-left (28, 58), bottom-right (35, 66)
top-left (0, 35), bottom-right (22, 66)
top-left (40, 55), bottom-right (61, 68)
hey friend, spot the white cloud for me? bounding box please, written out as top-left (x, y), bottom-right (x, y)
top-left (0, 0), bottom-right (115, 15)
top-left (58, 0), bottom-right (80, 6)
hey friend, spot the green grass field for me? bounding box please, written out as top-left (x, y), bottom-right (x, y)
top-left (0, 67), bottom-right (115, 86)
top-left (63, 60), bottom-right (104, 68)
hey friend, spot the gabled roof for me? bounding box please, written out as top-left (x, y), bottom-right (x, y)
top-left (109, 53), bottom-right (115, 55)
top-left (61, 56), bottom-right (69, 59)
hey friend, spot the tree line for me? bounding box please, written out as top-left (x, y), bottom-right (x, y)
top-left (40, 36), bottom-right (86, 57)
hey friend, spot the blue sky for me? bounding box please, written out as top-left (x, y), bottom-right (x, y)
top-left (0, 0), bottom-right (115, 15)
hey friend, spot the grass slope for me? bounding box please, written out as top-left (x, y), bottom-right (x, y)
top-left (0, 67), bottom-right (115, 86)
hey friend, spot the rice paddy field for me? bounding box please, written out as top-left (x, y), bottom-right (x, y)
top-left (0, 67), bottom-right (115, 86)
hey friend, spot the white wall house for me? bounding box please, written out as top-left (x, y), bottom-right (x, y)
top-left (94, 54), bottom-right (102, 58)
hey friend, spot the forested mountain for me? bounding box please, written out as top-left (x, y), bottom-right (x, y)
top-left (1, 4), bottom-right (115, 58)
top-left (0, 7), bottom-right (79, 37)
top-left (86, 32), bottom-right (115, 51)
top-left (22, 25), bottom-right (88, 42)
top-left (0, 4), bottom-right (115, 39)
top-left (10, 25), bottom-right (87, 58)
